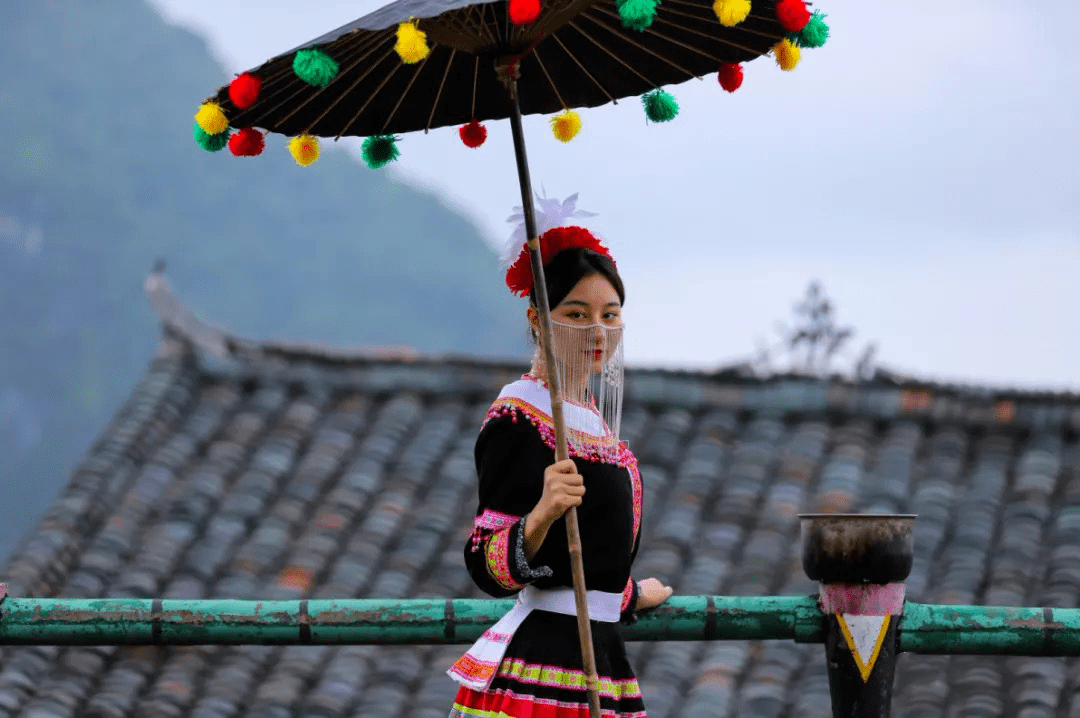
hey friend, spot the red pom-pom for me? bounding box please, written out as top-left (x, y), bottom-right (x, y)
top-left (505, 226), bottom-right (615, 297)
top-left (228, 128), bottom-right (265, 156)
top-left (509, 0), bottom-right (541, 26)
top-left (459, 120), bottom-right (488, 148)
top-left (228, 73), bottom-right (262, 110)
top-left (717, 63), bottom-right (744, 92)
top-left (775, 0), bottom-right (811, 32)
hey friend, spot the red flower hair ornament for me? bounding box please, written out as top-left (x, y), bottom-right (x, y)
top-left (505, 226), bottom-right (616, 297)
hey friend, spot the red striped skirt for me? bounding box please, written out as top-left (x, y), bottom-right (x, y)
top-left (449, 612), bottom-right (647, 717)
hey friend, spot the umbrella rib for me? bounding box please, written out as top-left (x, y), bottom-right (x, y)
top-left (593, 5), bottom-right (731, 63)
top-left (463, 4), bottom-right (495, 47)
top-left (453, 4), bottom-right (483, 48)
top-left (662, 0), bottom-right (770, 18)
top-left (650, 11), bottom-right (774, 58)
top-left (477, 3), bottom-right (499, 45)
top-left (426, 49), bottom-right (458, 133)
top-left (471, 55), bottom-right (480, 118)
top-left (509, 3), bottom-right (522, 47)
top-left (581, 12), bottom-right (701, 81)
top-left (273, 32), bottom-right (395, 132)
top-left (381, 51), bottom-right (435, 133)
top-left (338, 50), bottom-right (406, 137)
top-left (530, 51), bottom-right (568, 109)
top-left (486, 2), bottom-right (504, 47)
top-left (441, 5), bottom-right (492, 52)
top-left (504, 2), bottom-right (512, 48)
top-left (567, 20), bottom-right (660, 87)
top-left (261, 28), bottom-right (385, 86)
top-left (549, 34), bottom-right (616, 105)
top-left (229, 31), bottom-right (388, 126)
top-left (659, 1), bottom-right (784, 42)
top-left (224, 59), bottom-right (293, 106)
top-left (252, 32), bottom-right (390, 128)
top-left (593, 5), bottom-right (722, 62)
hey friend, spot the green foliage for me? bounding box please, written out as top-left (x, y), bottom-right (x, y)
top-left (0, 0), bottom-right (525, 564)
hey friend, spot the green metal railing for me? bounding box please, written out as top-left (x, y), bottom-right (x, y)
top-left (5, 515), bottom-right (1077, 717)
top-left (2, 595), bottom-right (1078, 656)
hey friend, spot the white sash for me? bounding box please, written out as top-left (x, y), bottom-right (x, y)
top-left (447, 586), bottom-right (622, 691)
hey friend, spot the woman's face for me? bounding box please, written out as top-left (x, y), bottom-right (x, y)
top-left (551, 273), bottom-right (622, 329)
top-left (531, 273), bottom-right (623, 377)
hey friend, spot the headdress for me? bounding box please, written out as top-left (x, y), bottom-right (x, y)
top-left (503, 192), bottom-right (615, 298)
top-left (503, 193), bottom-right (626, 445)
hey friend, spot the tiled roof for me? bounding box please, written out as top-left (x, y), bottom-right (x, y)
top-left (2, 305), bottom-right (1080, 717)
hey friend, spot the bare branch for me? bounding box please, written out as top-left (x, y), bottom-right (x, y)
top-left (760, 281), bottom-right (877, 379)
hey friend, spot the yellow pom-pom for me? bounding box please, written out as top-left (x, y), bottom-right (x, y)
top-left (194, 102), bottom-right (228, 135)
top-left (712, 0), bottom-right (751, 27)
top-left (288, 134), bottom-right (320, 167)
top-left (774, 38), bottom-right (801, 71)
top-left (395, 21), bottom-right (430, 64)
top-left (550, 110), bottom-right (582, 143)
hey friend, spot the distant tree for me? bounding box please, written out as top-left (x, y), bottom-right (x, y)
top-left (756, 281), bottom-right (878, 379)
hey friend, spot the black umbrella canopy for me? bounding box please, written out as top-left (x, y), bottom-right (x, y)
top-left (208, 0), bottom-right (797, 139)
top-left (196, 5), bottom-right (824, 715)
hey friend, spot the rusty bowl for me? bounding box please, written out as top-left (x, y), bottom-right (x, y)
top-left (799, 514), bottom-right (916, 584)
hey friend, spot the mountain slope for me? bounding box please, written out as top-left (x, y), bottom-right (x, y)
top-left (0, 0), bottom-right (525, 563)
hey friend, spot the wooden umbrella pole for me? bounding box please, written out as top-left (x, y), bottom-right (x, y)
top-left (504, 74), bottom-right (603, 718)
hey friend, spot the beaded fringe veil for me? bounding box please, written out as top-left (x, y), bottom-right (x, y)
top-left (546, 321), bottom-right (625, 450)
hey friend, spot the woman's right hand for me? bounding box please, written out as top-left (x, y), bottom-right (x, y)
top-left (536, 458), bottom-right (585, 526)
top-left (523, 459), bottom-right (585, 561)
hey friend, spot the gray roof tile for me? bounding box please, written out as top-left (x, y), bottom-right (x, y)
top-left (4, 341), bottom-right (1080, 716)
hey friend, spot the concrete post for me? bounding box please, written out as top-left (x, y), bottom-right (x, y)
top-left (800, 514), bottom-right (916, 718)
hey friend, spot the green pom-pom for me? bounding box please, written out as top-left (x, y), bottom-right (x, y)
top-left (790, 11), bottom-right (829, 48)
top-left (193, 123), bottom-right (230, 152)
top-left (361, 135), bottom-right (400, 169)
top-left (293, 47), bottom-right (339, 87)
top-left (642, 89), bottom-right (679, 123)
top-left (617, 0), bottom-right (660, 31)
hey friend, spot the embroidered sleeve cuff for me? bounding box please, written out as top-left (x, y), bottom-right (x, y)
top-left (484, 516), bottom-right (553, 591)
top-left (620, 577), bottom-right (640, 625)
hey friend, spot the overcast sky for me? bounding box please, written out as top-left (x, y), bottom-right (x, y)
top-left (151, 0), bottom-right (1079, 390)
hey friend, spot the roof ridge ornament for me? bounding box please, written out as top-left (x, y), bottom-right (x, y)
top-left (144, 260), bottom-right (231, 358)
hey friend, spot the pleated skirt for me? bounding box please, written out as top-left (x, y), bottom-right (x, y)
top-left (449, 612), bottom-right (647, 718)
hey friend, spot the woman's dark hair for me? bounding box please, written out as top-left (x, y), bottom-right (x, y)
top-left (528, 248), bottom-right (625, 310)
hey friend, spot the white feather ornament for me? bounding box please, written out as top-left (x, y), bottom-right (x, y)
top-left (502, 190), bottom-right (598, 269)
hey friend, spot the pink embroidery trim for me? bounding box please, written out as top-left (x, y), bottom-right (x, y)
top-left (485, 527), bottom-right (524, 591)
top-left (483, 400), bottom-right (631, 468)
top-left (448, 653), bottom-right (500, 684)
top-left (481, 629), bottom-right (514, 644)
top-left (452, 694), bottom-right (647, 718)
top-left (471, 510), bottom-right (523, 552)
top-left (625, 455), bottom-right (642, 544)
top-left (621, 578), bottom-right (635, 614)
top-left (475, 509), bottom-right (520, 531)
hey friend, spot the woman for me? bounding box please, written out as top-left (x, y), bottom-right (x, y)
top-left (448, 222), bottom-right (672, 717)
